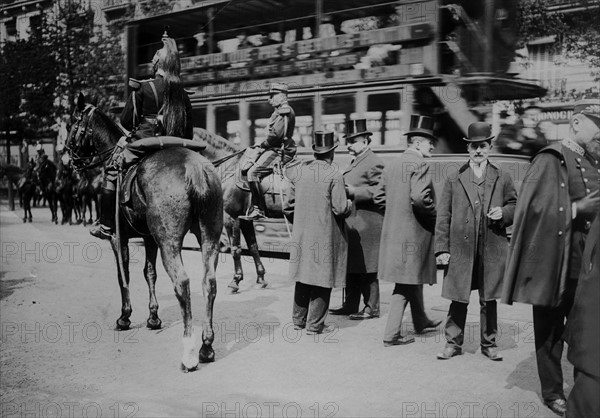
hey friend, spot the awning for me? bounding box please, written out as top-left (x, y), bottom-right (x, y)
top-left (451, 75), bottom-right (548, 101)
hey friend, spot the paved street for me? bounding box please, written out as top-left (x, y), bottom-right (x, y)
top-left (1, 204), bottom-right (571, 417)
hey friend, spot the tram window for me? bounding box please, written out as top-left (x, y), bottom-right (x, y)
top-left (322, 95), bottom-right (355, 145)
top-left (192, 108), bottom-right (207, 129)
top-left (289, 98), bottom-right (313, 148)
top-left (367, 93), bottom-right (402, 147)
top-left (215, 105), bottom-right (240, 143)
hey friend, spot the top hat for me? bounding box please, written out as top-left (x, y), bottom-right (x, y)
top-left (312, 131), bottom-right (338, 154)
top-left (404, 115), bottom-right (436, 140)
top-left (344, 119), bottom-right (372, 141)
top-left (269, 82), bottom-right (289, 95)
top-left (463, 122), bottom-right (494, 142)
top-left (574, 98), bottom-right (600, 123)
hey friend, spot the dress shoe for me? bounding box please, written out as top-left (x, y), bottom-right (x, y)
top-left (415, 319), bottom-right (442, 334)
top-left (306, 324), bottom-right (336, 335)
top-left (328, 306), bottom-right (354, 316)
top-left (481, 347), bottom-right (503, 361)
top-left (383, 336), bottom-right (415, 346)
top-left (348, 308), bottom-right (379, 320)
top-left (436, 346), bottom-right (462, 359)
top-left (544, 399), bottom-right (567, 416)
top-left (293, 324), bottom-right (305, 330)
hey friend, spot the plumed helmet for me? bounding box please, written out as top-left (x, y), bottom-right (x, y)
top-left (155, 26), bottom-right (181, 76)
top-left (35, 143), bottom-right (43, 152)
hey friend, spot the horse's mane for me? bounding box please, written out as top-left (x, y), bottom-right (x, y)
top-left (92, 107), bottom-right (124, 142)
top-left (194, 127), bottom-right (241, 155)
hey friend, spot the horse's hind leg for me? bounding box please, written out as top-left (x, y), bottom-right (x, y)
top-left (159, 242), bottom-right (197, 371)
top-left (192, 222), bottom-right (220, 364)
top-left (239, 219), bottom-right (267, 288)
top-left (110, 237), bottom-right (133, 330)
top-left (142, 237), bottom-right (161, 330)
top-left (226, 217), bottom-right (244, 293)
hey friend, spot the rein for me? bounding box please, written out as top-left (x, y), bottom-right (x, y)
top-left (211, 148), bottom-right (247, 167)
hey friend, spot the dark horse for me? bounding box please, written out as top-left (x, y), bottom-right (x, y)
top-left (55, 159), bottom-right (81, 225)
top-left (195, 128), bottom-right (291, 292)
top-left (66, 94), bottom-right (223, 371)
top-left (76, 167), bottom-right (102, 225)
top-left (35, 158), bottom-right (59, 224)
top-left (0, 163), bottom-right (35, 222)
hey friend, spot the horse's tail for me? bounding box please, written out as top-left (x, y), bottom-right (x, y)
top-left (183, 156), bottom-right (222, 217)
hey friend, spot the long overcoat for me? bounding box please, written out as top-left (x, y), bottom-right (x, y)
top-left (435, 161), bottom-right (517, 303)
top-left (343, 148), bottom-right (385, 274)
top-left (502, 143), bottom-right (598, 307)
top-left (565, 217), bottom-right (599, 378)
top-left (377, 149), bottom-right (437, 285)
top-left (284, 159), bottom-right (352, 288)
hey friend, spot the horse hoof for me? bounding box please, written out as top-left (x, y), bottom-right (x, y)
top-left (227, 280), bottom-right (240, 293)
top-left (199, 344), bottom-right (215, 363)
top-left (115, 318), bottom-right (131, 330)
top-left (147, 318), bottom-right (162, 330)
top-left (180, 363), bottom-right (198, 373)
top-left (22, 218), bottom-right (26, 223)
top-left (256, 279), bottom-right (268, 289)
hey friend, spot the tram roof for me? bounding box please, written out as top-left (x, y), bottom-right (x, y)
top-left (128, 0), bottom-right (403, 40)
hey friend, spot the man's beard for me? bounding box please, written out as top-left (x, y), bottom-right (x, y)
top-left (585, 132), bottom-right (600, 158)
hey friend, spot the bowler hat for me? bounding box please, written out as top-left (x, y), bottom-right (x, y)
top-left (404, 115), bottom-right (436, 140)
top-left (574, 98), bottom-right (600, 124)
top-left (344, 119), bottom-right (372, 141)
top-left (312, 131), bottom-right (338, 154)
top-left (463, 122), bottom-right (494, 142)
top-left (269, 82), bottom-right (289, 95)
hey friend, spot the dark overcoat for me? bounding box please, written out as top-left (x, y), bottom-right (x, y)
top-left (565, 217), bottom-right (600, 378)
top-left (343, 148), bottom-right (385, 274)
top-left (435, 161), bottom-right (517, 303)
top-left (502, 142), bottom-right (599, 307)
top-left (378, 149), bottom-right (437, 285)
top-left (284, 159), bottom-right (352, 288)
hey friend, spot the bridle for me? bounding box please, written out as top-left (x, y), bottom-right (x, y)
top-left (65, 104), bottom-right (118, 172)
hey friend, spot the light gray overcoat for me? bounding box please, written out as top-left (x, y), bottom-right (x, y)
top-left (284, 159), bottom-right (352, 288)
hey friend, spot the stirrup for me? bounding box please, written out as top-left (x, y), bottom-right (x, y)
top-left (240, 207), bottom-right (266, 221)
top-left (89, 224), bottom-right (114, 240)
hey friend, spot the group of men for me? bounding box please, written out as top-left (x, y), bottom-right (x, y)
top-left (86, 27), bottom-right (599, 418)
top-left (282, 100), bottom-right (599, 418)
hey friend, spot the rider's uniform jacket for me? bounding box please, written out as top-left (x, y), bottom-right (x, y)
top-left (260, 103), bottom-right (296, 160)
top-left (120, 76), bottom-right (193, 140)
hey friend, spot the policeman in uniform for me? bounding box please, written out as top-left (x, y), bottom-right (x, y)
top-left (241, 82), bottom-right (296, 220)
top-left (89, 30), bottom-right (193, 240)
top-left (503, 99), bottom-right (600, 416)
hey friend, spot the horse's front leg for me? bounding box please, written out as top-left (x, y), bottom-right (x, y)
top-left (110, 236), bottom-right (132, 330)
top-left (239, 218), bottom-right (267, 288)
top-left (227, 218), bottom-right (244, 293)
top-left (142, 237), bottom-right (161, 330)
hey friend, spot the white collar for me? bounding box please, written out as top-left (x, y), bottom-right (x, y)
top-left (469, 159), bottom-right (488, 170)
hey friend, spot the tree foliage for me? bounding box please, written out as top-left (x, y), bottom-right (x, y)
top-left (518, 0), bottom-right (600, 80)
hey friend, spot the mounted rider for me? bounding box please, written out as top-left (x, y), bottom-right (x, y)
top-left (89, 28), bottom-right (194, 240)
top-left (241, 82), bottom-right (297, 220)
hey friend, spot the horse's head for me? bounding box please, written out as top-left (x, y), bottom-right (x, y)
top-left (65, 93), bottom-right (98, 171)
top-left (66, 93), bottom-right (122, 171)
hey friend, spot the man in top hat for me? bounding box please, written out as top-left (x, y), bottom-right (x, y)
top-left (90, 29), bottom-right (194, 240)
top-left (435, 122), bottom-right (517, 361)
top-left (242, 82), bottom-right (297, 220)
top-left (502, 99), bottom-right (600, 416)
top-left (284, 131), bottom-right (352, 334)
top-left (377, 115), bottom-right (442, 346)
top-left (328, 119), bottom-right (384, 320)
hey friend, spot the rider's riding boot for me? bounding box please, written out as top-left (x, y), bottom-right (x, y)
top-left (89, 189), bottom-right (116, 240)
top-left (241, 181), bottom-right (267, 220)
